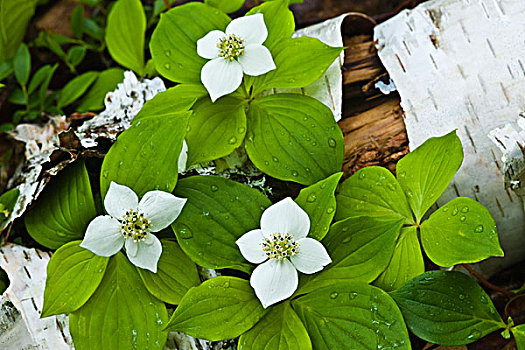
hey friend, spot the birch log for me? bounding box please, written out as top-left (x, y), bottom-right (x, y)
top-left (374, 0), bottom-right (525, 276)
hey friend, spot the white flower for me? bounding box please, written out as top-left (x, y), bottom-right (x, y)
top-left (178, 140), bottom-right (188, 173)
top-left (236, 198), bottom-right (332, 308)
top-left (197, 13), bottom-right (276, 102)
top-left (81, 182), bottom-right (187, 272)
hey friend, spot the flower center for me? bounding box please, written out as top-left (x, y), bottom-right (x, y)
top-left (262, 233), bottom-right (299, 261)
top-left (217, 34), bottom-right (245, 62)
top-left (120, 210), bottom-right (152, 242)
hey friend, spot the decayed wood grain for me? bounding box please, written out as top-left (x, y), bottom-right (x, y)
top-left (338, 19), bottom-right (409, 179)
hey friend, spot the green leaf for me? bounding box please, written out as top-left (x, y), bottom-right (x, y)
top-left (238, 302), bottom-right (312, 350)
top-left (100, 110), bottom-right (190, 199)
top-left (133, 84), bottom-right (202, 123)
top-left (150, 2), bottom-right (230, 83)
top-left (396, 131), bottom-right (463, 222)
top-left (295, 172), bottom-right (342, 240)
top-left (186, 96), bottom-right (246, 164)
top-left (28, 65), bottom-right (51, 94)
top-left (69, 253), bottom-right (168, 350)
top-left (38, 63), bottom-right (58, 106)
top-left (391, 270), bottom-right (505, 346)
top-left (25, 160), bottom-right (97, 249)
top-left (293, 282), bottom-right (410, 350)
top-left (246, 0), bottom-right (294, 51)
top-left (512, 324), bottom-right (525, 350)
top-left (83, 18), bottom-right (104, 41)
top-left (246, 93), bottom-right (344, 185)
top-left (67, 45), bottom-right (87, 67)
top-left (57, 71), bottom-right (99, 109)
top-left (420, 197), bottom-right (504, 266)
top-left (137, 240), bottom-right (200, 305)
top-left (14, 43), bottom-right (30, 87)
top-left (105, 0), bottom-right (146, 74)
top-left (251, 37), bottom-right (343, 95)
top-left (335, 166), bottom-right (413, 224)
top-left (77, 68), bottom-right (124, 112)
top-left (205, 0), bottom-right (244, 13)
top-left (0, 0), bottom-right (37, 63)
top-left (165, 276), bottom-right (266, 341)
top-left (373, 226), bottom-right (424, 292)
top-left (172, 175), bottom-right (271, 272)
top-left (70, 5), bottom-right (84, 39)
top-left (41, 241), bottom-right (109, 317)
top-left (0, 61), bottom-right (13, 80)
top-left (298, 216), bottom-right (403, 294)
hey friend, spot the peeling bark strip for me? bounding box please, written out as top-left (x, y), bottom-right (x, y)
top-left (375, 0), bottom-right (525, 276)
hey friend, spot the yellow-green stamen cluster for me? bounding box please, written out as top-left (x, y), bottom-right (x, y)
top-left (262, 233), bottom-right (299, 261)
top-left (120, 210), bottom-right (152, 242)
top-left (217, 34), bottom-right (245, 62)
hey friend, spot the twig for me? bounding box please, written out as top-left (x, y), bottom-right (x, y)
top-left (460, 263), bottom-right (514, 297)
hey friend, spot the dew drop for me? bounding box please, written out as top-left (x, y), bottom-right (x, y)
top-left (164, 63), bottom-right (171, 70)
top-left (480, 295), bottom-right (488, 304)
top-left (349, 292), bottom-right (358, 300)
top-left (292, 170), bottom-right (299, 177)
top-left (102, 170), bottom-right (109, 178)
top-left (223, 280), bottom-right (230, 288)
top-left (387, 183), bottom-right (396, 191)
top-left (399, 171), bottom-right (406, 178)
top-left (178, 225), bottom-right (193, 239)
top-left (326, 207), bottom-right (334, 214)
top-left (328, 138), bottom-right (336, 148)
top-left (419, 276), bottom-right (435, 285)
top-left (264, 161), bottom-right (270, 165)
top-left (164, 50), bottom-right (171, 57)
top-left (451, 207), bottom-right (459, 216)
top-left (458, 293), bottom-right (466, 300)
top-left (467, 329), bottom-right (481, 340)
top-left (237, 127), bottom-right (246, 134)
top-left (406, 190), bottom-right (414, 198)
top-left (306, 193), bottom-right (317, 203)
top-left (461, 206), bottom-right (469, 213)
top-left (359, 172), bottom-right (366, 180)
top-left (228, 136), bottom-right (237, 144)
top-left (342, 236), bottom-right (352, 244)
top-left (474, 225), bottom-right (484, 233)
top-left (443, 207), bottom-right (449, 212)
top-left (329, 292), bottom-right (338, 299)
top-left (460, 216), bottom-right (466, 222)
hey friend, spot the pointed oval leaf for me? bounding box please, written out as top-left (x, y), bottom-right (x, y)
top-left (165, 276), bottom-right (266, 341)
top-left (42, 241), bottom-right (109, 317)
top-left (246, 0), bottom-right (294, 51)
top-left (512, 324), bottom-right (525, 349)
top-left (14, 43), bottom-right (30, 87)
top-left (100, 110), bottom-right (190, 198)
top-left (150, 2), bottom-right (230, 83)
top-left (335, 166), bottom-right (413, 224)
top-left (295, 172), bottom-right (342, 240)
top-left (137, 240), bottom-right (200, 305)
top-left (391, 270), bottom-right (505, 346)
top-left (57, 71), bottom-right (99, 109)
top-left (238, 302), bottom-right (312, 350)
top-left (186, 96), bottom-right (247, 165)
top-left (172, 175), bottom-right (271, 272)
top-left (421, 197), bottom-right (504, 267)
top-left (373, 226), bottom-right (425, 292)
top-left (297, 216), bottom-right (403, 294)
top-left (246, 93), bottom-right (344, 185)
top-left (0, 0), bottom-right (37, 63)
top-left (292, 282), bottom-right (411, 350)
top-left (77, 68), bottom-right (125, 112)
top-left (69, 253), bottom-right (168, 350)
top-left (105, 0), bottom-right (145, 74)
top-left (25, 160), bottom-right (97, 249)
top-left (205, 0), bottom-right (244, 13)
top-left (396, 131), bottom-right (463, 222)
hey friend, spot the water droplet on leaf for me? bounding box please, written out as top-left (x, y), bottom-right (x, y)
top-left (329, 292), bottom-right (338, 299)
top-left (306, 193), bottom-right (317, 203)
top-left (475, 225), bottom-right (484, 233)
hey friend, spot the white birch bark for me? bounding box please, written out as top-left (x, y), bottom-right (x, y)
top-left (374, 0), bottom-right (525, 276)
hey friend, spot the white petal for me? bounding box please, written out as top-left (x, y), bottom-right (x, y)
top-left (226, 14), bottom-right (268, 46)
top-left (250, 259), bottom-right (298, 308)
top-left (125, 238), bottom-right (138, 257)
top-left (80, 216), bottom-right (125, 257)
top-left (138, 191), bottom-right (187, 232)
top-left (291, 238), bottom-right (332, 274)
top-left (125, 233), bottom-right (162, 273)
top-left (197, 30), bottom-right (225, 59)
top-left (201, 58), bottom-right (243, 102)
top-left (261, 198), bottom-right (310, 239)
top-left (236, 229), bottom-right (267, 264)
top-left (238, 44), bottom-right (276, 77)
top-left (104, 182), bottom-right (138, 219)
top-left (178, 140), bottom-right (188, 173)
